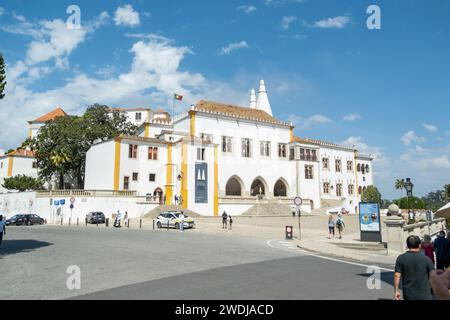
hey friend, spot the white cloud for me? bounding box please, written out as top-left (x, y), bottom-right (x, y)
top-left (0, 7), bottom-right (4, 17)
top-left (237, 5), bottom-right (257, 14)
top-left (401, 130), bottom-right (426, 146)
top-left (343, 113), bottom-right (361, 121)
top-left (265, 0), bottom-right (304, 6)
top-left (314, 16), bottom-right (350, 29)
top-left (281, 16), bottom-right (297, 30)
top-left (288, 114), bottom-right (332, 129)
top-left (114, 5), bottom-right (140, 27)
top-left (218, 41), bottom-right (249, 56)
top-left (423, 123), bottom-right (438, 133)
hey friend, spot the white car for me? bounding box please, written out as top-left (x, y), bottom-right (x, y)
top-left (155, 212), bottom-right (195, 229)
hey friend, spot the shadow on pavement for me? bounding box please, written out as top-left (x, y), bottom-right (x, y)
top-left (357, 271), bottom-right (395, 287)
top-left (0, 239), bottom-right (53, 257)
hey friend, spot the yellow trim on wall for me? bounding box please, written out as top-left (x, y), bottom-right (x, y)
top-left (189, 111), bottom-right (196, 137)
top-left (113, 137), bottom-right (122, 191)
top-left (7, 157), bottom-right (14, 177)
top-left (214, 145), bottom-right (219, 216)
top-left (144, 123), bottom-right (150, 138)
top-left (165, 143), bottom-right (173, 204)
top-left (181, 143), bottom-right (188, 209)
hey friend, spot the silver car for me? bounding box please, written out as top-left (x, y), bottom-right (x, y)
top-left (155, 212), bottom-right (195, 229)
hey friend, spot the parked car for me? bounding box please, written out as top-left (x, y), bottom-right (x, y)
top-left (155, 212), bottom-right (195, 229)
top-left (85, 212), bottom-right (106, 224)
top-left (6, 214), bottom-right (44, 226)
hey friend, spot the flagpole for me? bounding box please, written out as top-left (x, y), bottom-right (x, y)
top-left (172, 95), bottom-right (176, 122)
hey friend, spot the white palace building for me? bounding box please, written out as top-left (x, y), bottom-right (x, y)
top-left (0, 80), bottom-right (374, 219)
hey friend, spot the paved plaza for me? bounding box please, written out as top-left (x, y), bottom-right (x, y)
top-left (0, 219), bottom-right (396, 300)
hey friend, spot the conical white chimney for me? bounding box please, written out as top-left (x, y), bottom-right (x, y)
top-left (256, 80), bottom-right (272, 116)
top-left (249, 88), bottom-right (257, 108)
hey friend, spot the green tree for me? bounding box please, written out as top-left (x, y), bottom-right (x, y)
top-left (395, 179), bottom-right (405, 197)
top-left (0, 52), bottom-right (6, 99)
top-left (380, 199), bottom-right (393, 209)
top-left (422, 190), bottom-right (446, 211)
top-left (361, 185), bottom-right (382, 205)
top-left (2, 174), bottom-right (43, 191)
top-left (445, 184), bottom-right (450, 200)
top-left (394, 196), bottom-right (426, 210)
top-left (29, 105), bottom-right (137, 189)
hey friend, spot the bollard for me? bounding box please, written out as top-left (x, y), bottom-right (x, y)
top-left (140, 219), bottom-right (142, 229)
top-left (153, 220), bottom-right (155, 230)
top-left (167, 220), bottom-right (169, 230)
top-left (127, 219), bottom-right (130, 229)
top-left (85, 218), bottom-right (87, 227)
top-left (106, 218), bottom-right (109, 227)
top-left (77, 218), bottom-right (79, 226)
top-left (97, 220), bottom-right (99, 227)
top-left (69, 218), bottom-right (71, 226)
top-left (61, 218), bottom-right (63, 226)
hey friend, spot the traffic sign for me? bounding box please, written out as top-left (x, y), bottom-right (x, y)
top-left (54, 200), bottom-right (60, 206)
top-left (294, 197), bottom-right (303, 206)
top-left (70, 197), bottom-right (76, 204)
top-left (60, 199), bottom-right (66, 205)
top-left (70, 204), bottom-right (74, 209)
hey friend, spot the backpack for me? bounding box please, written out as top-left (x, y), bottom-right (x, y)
top-left (336, 219), bottom-right (343, 227)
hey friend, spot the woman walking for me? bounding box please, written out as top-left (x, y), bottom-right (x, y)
top-left (328, 215), bottom-right (335, 239)
top-left (336, 213), bottom-right (345, 239)
top-left (422, 234), bottom-right (435, 266)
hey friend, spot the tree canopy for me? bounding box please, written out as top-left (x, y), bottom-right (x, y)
top-left (28, 104), bottom-right (137, 189)
top-left (394, 196), bottom-right (426, 210)
top-left (361, 185), bottom-right (382, 205)
top-left (2, 175), bottom-right (43, 191)
top-left (0, 52), bottom-right (6, 99)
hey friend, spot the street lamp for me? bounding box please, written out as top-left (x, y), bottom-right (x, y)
top-left (404, 178), bottom-right (414, 223)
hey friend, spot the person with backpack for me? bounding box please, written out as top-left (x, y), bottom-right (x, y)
top-left (222, 211), bottom-right (228, 229)
top-left (228, 215), bottom-right (233, 231)
top-left (335, 213), bottom-right (345, 239)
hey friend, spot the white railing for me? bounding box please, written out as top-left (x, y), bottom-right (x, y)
top-left (36, 190), bottom-right (137, 198)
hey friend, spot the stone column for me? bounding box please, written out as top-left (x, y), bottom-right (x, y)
top-left (384, 216), bottom-right (406, 256)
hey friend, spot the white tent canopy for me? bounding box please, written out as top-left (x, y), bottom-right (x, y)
top-left (435, 202), bottom-right (450, 219)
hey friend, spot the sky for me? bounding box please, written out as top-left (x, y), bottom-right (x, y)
top-left (0, 0), bottom-right (449, 200)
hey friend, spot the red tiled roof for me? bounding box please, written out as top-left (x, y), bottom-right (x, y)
top-left (31, 107), bottom-right (67, 123)
top-left (8, 149), bottom-right (35, 157)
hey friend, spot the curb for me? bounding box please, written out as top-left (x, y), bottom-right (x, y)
top-left (297, 244), bottom-right (368, 262)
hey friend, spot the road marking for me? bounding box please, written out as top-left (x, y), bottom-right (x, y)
top-left (266, 239), bottom-right (394, 272)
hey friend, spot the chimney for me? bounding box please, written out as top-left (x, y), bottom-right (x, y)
top-left (256, 79), bottom-right (273, 116)
top-left (249, 89), bottom-right (257, 108)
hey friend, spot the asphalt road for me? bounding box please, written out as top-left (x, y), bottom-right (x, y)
top-left (0, 225), bottom-right (395, 300)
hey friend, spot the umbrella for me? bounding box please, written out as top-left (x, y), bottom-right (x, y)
top-left (435, 202), bottom-right (450, 219)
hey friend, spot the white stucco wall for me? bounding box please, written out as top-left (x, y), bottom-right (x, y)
top-left (84, 140), bottom-right (115, 190)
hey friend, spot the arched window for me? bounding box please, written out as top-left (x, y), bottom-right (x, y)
top-left (365, 164), bottom-right (370, 173)
top-left (274, 179), bottom-right (288, 197)
top-left (251, 178), bottom-right (266, 196)
top-left (225, 177), bottom-right (243, 196)
top-left (357, 163), bottom-right (361, 172)
top-left (358, 186), bottom-right (362, 195)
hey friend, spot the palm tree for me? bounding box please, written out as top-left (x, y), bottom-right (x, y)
top-left (395, 179), bottom-right (405, 197)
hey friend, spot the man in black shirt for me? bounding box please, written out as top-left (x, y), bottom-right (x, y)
top-left (434, 231), bottom-right (450, 270)
top-left (394, 235), bottom-right (435, 300)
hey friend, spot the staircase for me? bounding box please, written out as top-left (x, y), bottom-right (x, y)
top-left (242, 202), bottom-right (294, 216)
top-left (143, 205), bottom-right (202, 219)
top-left (310, 199), bottom-right (345, 215)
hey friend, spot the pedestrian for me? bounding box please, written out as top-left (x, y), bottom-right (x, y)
top-left (228, 215), bottom-right (233, 231)
top-left (394, 235), bottom-right (435, 300)
top-left (434, 231), bottom-right (450, 270)
top-left (174, 195), bottom-right (178, 205)
top-left (327, 214), bottom-right (335, 239)
top-left (335, 213), bottom-right (345, 239)
top-left (222, 211), bottom-right (228, 229)
top-left (0, 215), bottom-right (6, 247)
top-left (179, 211), bottom-right (185, 232)
top-left (163, 195), bottom-right (166, 204)
top-left (292, 207), bottom-right (296, 217)
top-left (124, 211), bottom-right (128, 227)
top-left (114, 210), bottom-right (121, 228)
top-left (421, 234), bottom-right (435, 266)
top-left (429, 269), bottom-right (450, 300)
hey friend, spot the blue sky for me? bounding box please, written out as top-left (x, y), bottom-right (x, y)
top-left (0, 0), bottom-right (449, 199)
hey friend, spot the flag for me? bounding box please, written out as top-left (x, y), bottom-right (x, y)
top-left (174, 94), bottom-right (183, 101)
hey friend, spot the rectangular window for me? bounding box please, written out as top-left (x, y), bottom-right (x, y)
top-left (149, 174), bottom-right (156, 182)
top-left (260, 141), bottom-right (271, 157)
top-left (132, 172), bottom-right (139, 181)
top-left (123, 176), bottom-right (130, 190)
top-left (305, 165), bottom-right (314, 179)
top-left (148, 147), bottom-right (158, 160)
top-left (311, 150), bottom-right (317, 161)
top-left (335, 159), bottom-right (342, 173)
top-left (278, 144), bottom-right (287, 158)
top-left (197, 148), bottom-right (206, 161)
top-left (322, 158), bottom-right (329, 170)
top-left (129, 144), bottom-right (138, 159)
top-left (289, 147), bottom-right (295, 160)
top-left (242, 138), bottom-right (252, 158)
top-left (336, 183), bottom-right (343, 197)
top-left (200, 133), bottom-right (213, 143)
top-left (135, 112), bottom-right (142, 121)
top-left (348, 184), bottom-right (354, 195)
top-left (347, 161), bottom-right (353, 172)
top-left (222, 136), bottom-right (232, 153)
top-left (323, 182), bottom-right (330, 194)
top-left (300, 148), bottom-right (305, 160)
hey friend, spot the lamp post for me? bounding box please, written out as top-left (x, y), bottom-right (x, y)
top-left (404, 178), bottom-right (414, 223)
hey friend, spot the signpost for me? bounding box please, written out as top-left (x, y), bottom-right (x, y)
top-left (70, 197), bottom-right (75, 221)
top-left (359, 202), bottom-right (382, 243)
top-left (294, 197), bottom-right (303, 240)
